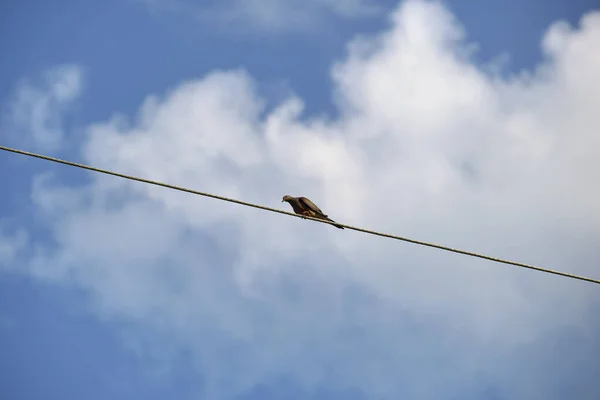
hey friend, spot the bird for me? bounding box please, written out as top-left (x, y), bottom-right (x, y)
top-left (281, 195), bottom-right (344, 229)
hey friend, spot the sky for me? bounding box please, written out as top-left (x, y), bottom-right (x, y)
top-left (1, 0), bottom-right (600, 399)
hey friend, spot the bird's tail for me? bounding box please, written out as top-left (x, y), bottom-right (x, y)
top-left (326, 217), bottom-right (344, 229)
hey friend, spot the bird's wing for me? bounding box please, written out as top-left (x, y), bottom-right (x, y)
top-left (298, 197), bottom-right (327, 217)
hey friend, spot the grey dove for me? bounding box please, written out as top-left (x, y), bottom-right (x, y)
top-left (282, 195), bottom-right (344, 229)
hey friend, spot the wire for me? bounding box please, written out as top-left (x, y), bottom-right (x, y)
top-left (2, 144), bottom-right (599, 285)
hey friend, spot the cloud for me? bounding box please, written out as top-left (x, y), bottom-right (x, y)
top-left (7, 0), bottom-right (600, 398)
top-left (2, 64), bottom-right (83, 151)
top-left (0, 224), bottom-right (28, 269)
top-left (138, 0), bottom-right (380, 33)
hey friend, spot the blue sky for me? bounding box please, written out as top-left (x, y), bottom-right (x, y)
top-left (1, 0), bottom-right (600, 399)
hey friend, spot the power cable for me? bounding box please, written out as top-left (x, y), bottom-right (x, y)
top-left (2, 144), bottom-right (598, 285)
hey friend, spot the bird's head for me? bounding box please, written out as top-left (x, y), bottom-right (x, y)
top-left (282, 195), bottom-right (292, 203)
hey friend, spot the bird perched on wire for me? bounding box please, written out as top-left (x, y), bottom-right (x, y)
top-left (281, 195), bottom-right (344, 229)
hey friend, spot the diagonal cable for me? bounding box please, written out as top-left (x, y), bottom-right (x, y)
top-left (1, 144), bottom-right (598, 285)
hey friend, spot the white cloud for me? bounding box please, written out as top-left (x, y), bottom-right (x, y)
top-left (9, 1), bottom-right (600, 398)
top-left (138, 0), bottom-right (380, 32)
top-left (0, 225), bottom-right (28, 269)
top-left (2, 64), bottom-right (83, 151)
